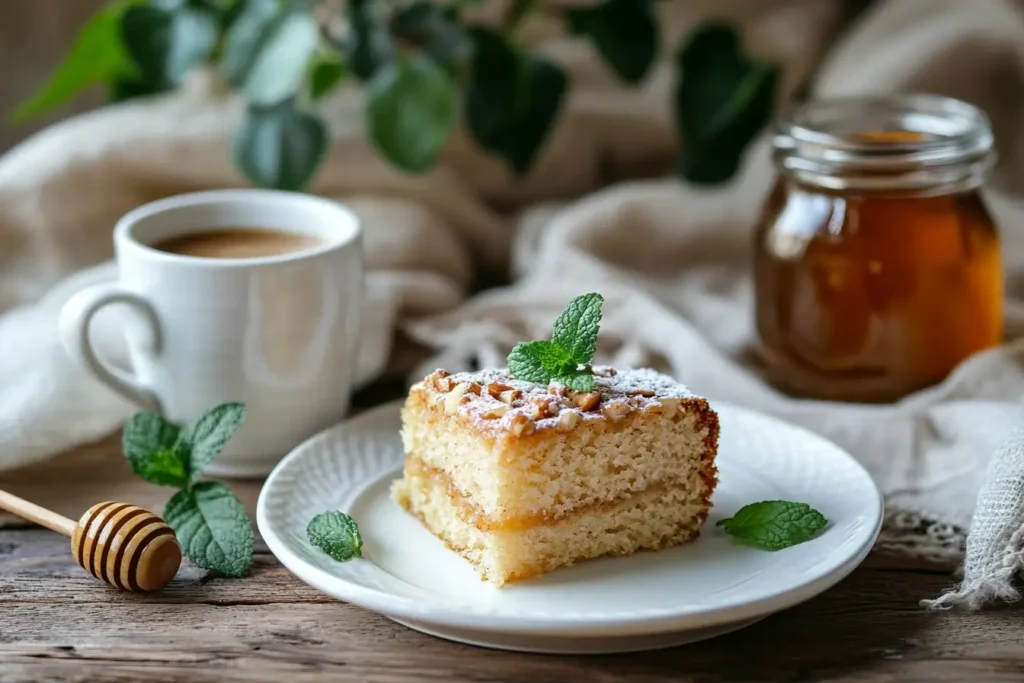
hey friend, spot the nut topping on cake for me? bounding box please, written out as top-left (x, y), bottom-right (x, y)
top-left (498, 389), bottom-right (521, 404)
top-left (444, 382), bottom-right (472, 414)
top-left (482, 404), bottom-right (511, 419)
top-left (572, 392), bottom-right (601, 412)
top-left (602, 402), bottom-right (633, 421)
top-left (508, 414), bottom-right (536, 437)
top-left (555, 410), bottom-right (581, 432)
top-left (487, 382), bottom-right (513, 398)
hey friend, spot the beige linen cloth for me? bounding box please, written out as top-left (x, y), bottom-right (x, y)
top-left (3, 0), bottom-right (1024, 606)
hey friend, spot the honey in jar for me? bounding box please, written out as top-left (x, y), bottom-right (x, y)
top-left (755, 94), bottom-right (1002, 402)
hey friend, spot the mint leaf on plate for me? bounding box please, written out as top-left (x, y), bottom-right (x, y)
top-left (164, 481), bottom-right (254, 577)
top-left (308, 511), bottom-right (363, 562)
top-left (717, 501), bottom-right (827, 550)
top-left (122, 412), bottom-right (188, 488)
top-left (177, 402), bottom-right (247, 482)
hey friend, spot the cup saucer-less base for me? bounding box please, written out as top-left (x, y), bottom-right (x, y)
top-left (257, 400), bottom-right (883, 654)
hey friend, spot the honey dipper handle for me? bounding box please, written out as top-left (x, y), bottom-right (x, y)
top-left (0, 489), bottom-right (77, 537)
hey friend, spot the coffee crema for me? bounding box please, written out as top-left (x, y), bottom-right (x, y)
top-left (153, 228), bottom-right (322, 259)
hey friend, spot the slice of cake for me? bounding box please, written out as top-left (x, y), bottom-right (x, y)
top-left (391, 366), bottom-right (719, 585)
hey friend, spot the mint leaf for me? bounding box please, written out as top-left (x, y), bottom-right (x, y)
top-left (560, 373), bottom-right (594, 393)
top-left (308, 511), bottom-right (363, 562)
top-left (717, 501), bottom-right (827, 550)
top-left (551, 293), bottom-right (603, 365)
top-left (164, 481), bottom-right (254, 577)
top-left (508, 340), bottom-right (571, 384)
top-left (122, 412), bottom-right (188, 488)
top-left (176, 402), bottom-right (247, 482)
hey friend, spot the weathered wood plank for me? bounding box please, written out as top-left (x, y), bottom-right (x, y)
top-left (0, 536), bottom-right (1019, 683)
top-left (0, 569), bottom-right (1019, 683)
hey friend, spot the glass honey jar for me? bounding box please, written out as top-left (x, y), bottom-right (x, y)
top-left (755, 94), bottom-right (1002, 402)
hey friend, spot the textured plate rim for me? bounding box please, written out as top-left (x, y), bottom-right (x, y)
top-left (257, 400), bottom-right (884, 637)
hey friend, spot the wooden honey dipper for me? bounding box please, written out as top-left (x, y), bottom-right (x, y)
top-left (0, 489), bottom-right (181, 591)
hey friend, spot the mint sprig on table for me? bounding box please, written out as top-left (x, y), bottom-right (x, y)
top-left (507, 292), bottom-right (604, 392)
top-left (122, 403), bottom-right (254, 577)
top-left (308, 511), bottom-right (363, 563)
top-left (717, 501), bottom-right (827, 550)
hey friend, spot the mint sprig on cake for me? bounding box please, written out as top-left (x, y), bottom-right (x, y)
top-left (507, 292), bottom-right (603, 392)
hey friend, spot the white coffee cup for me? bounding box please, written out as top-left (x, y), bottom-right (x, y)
top-left (59, 189), bottom-right (363, 477)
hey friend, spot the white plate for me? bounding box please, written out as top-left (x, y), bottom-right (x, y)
top-left (257, 400), bottom-right (883, 654)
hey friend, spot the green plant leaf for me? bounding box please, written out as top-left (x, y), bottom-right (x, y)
top-left (234, 100), bottom-right (327, 190)
top-left (307, 511), bottom-right (363, 562)
top-left (243, 10), bottom-right (319, 107)
top-left (567, 0), bottom-right (657, 84)
top-left (347, 0), bottom-right (395, 82)
top-left (120, 4), bottom-right (217, 87)
top-left (308, 52), bottom-right (348, 100)
top-left (676, 22), bottom-right (779, 184)
top-left (175, 402), bottom-right (247, 482)
top-left (390, 3), bottom-right (470, 70)
top-left (551, 292), bottom-right (603, 365)
top-left (221, 0), bottom-right (280, 85)
top-left (165, 482), bottom-right (254, 577)
top-left (717, 501), bottom-right (828, 550)
top-left (11, 2), bottom-right (135, 121)
top-left (367, 58), bottom-right (455, 174)
top-left (465, 28), bottom-right (567, 174)
top-left (122, 412), bottom-right (188, 488)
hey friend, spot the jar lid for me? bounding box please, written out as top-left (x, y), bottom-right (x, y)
top-left (773, 94), bottom-right (995, 194)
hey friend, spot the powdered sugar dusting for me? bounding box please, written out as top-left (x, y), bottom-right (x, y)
top-left (415, 366), bottom-right (701, 435)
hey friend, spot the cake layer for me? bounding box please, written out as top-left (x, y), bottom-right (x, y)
top-left (401, 453), bottom-right (713, 532)
top-left (392, 467), bottom-right (711, 585)
top-left (402, 369), bottom-right (718, 521)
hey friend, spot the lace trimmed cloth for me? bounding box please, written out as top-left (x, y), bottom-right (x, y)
top-left (922, 432), bottom-right (1024, 609)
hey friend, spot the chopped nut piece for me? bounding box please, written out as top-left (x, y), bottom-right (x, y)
top-left (594, 366), bottom-right (617, 377)
top-left (573, 392), bottom-right (601, 412)
top-left (656, 398), bottom-right (681, 419)
top-left (509, 414), bottom-right (536, 437)
top-left (528, 398), bottom-right (560, 420)
top-left (555, 410), bottom-right (581, 432)
top-left (498, 389), bottom-right (521, 404)
top-left (444, 382), bottom-right (472, 414)
top-left (633, 389), bottom-right (656, 397)
top-left (482, 404), bottom-right (511, 419)
top-left (467, 383), bottom-right (482, 396)
top-left (433, 369), bottom-right (451, 378)
top-left (487, 382), bottom-right (513, 398)
top-left (433, 376), bottom-right (453, 393)
top-left (602, 402), bottom-right (633, 421)
top-left (548, 384), bottom-right (569, 398)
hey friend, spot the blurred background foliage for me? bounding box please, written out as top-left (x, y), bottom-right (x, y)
top-left (9, 0), bottom-right (779, 191)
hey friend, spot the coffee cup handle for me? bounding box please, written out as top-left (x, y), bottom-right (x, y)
top-left (58, 282), bottom-right (162, 413)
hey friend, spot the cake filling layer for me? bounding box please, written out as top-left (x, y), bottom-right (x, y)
top-left (402, 454), bottom-right (712, 533)
top-left (392, 465), bottom-right (711, 585)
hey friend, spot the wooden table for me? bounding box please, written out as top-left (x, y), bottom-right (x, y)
top-left (1, 391), bottom-right (1019, 683)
